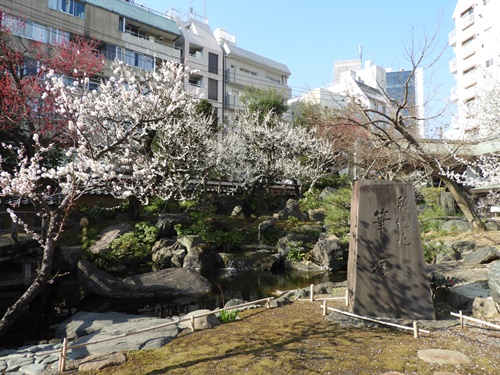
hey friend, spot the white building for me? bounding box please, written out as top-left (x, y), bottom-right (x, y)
top-left (214, 28), bottom-right (292, 120)
top-left (448, 0), bottom-right (500, 137)
top-left (289, 60), bottom-right (425, 137)
top-left (172, 12), bottom-right (224, 118)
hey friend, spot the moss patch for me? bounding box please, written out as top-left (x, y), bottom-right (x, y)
top-left (93, 298), bottom-right (500, 375)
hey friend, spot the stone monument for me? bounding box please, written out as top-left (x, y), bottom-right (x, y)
top-left (347, 180), bottom-right (435, 320)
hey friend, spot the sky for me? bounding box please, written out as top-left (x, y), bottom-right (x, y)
top-left (143, 0), bottom-right (457, 128)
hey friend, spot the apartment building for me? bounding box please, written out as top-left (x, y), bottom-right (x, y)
top-left (169, 12), bottom-right (223, 118)
top-left (289, 59), bottom-right (425, 136)
top-left (214, 28), bottom-right (292, 120)
top-left (1, 0), bottom-right (292, 122)
top-left (0, 0), bottom-right (181, 81)
top-left (449, 0), bottom-right (500, 134)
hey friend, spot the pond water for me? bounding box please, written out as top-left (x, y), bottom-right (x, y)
top-left (1, 269), bottom-right (346, 347)
top-left (77, 269), bottom-right (347, 318)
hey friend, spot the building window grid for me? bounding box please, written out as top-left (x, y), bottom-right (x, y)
top-left (103, 44), bottom-right (154, 71)
top-left (4, 15), bottom-right (70, 46)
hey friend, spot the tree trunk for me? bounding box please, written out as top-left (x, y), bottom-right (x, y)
top-left (442, 177), bottom-right (486, 232)
top-left (0, 217), bottom-right (57, 340)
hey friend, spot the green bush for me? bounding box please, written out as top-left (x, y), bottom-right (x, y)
top-left (422, 240), bottom-right (446, 264)
top-left (299, 189), bottom-right (321, 211)
top-left (286, 241), bottom-right (310, 262)
top-left (419, 205), bottom-right (446, 233)
top-left (419, 187), bottom-right (445, 207)
top-left (79, 226), bottom-right (99, 251)
top-left (175, 209), bottom-right (245, 252)
top-left (323, 187), bottom-right (352, 240)
top-left (429, 272), bottom-right (458, 296)
top-left (82, 249), bottom-right (117, 270)
top-left (109, 221), bottom-right (159, 259)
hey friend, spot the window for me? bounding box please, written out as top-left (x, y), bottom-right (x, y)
top-left (461, 7), bottom-right (474, 25)
top-left (208, 52), bottom-right (218, 74)
top-left (486, 58), bottom-right (494, 68)
top-left (208, 78), bottom-right (218, 101)
top-left (20, 59), bottom-right (39, 77)
top-left (121, 17), bottom-right (148, 40)
top-left (266, 75), bottom-right (281, 84)
top-left (49, 0), bottom-right (85, 19)
top-left (189, 74), bottom-right (203, 88)
top-left (124, 49), bottom-right (154, 71)
top-left (49, 27), bottom-right (70, 45)
top-left (189, 44), bottom-right (203, 59)
top-left (4, 15), bottom-right (48, 43)
top-left (238, 66), bottom-right (258, 76)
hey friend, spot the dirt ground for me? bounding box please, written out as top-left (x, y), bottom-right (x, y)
top-left (89, 295), bottom-right (500, 375)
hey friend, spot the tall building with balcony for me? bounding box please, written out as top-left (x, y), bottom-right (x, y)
top-left (449, 0), bottom-right (500, 136)
top-left (170, 11), bottom-right (223, 118)
top-left (1, 0), bottom-right (181, 82)
top-left (214, 28), bottom-right (292, 120)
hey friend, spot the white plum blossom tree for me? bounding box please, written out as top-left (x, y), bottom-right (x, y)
top-left (0, 61), bottom-right (216, 339)
top-left (213, 110), bottom-right (339, 214)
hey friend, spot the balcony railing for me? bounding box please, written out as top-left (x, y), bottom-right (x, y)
top-left (450, 86), bottom-right (458, 102)
top-left (448, 29), bottom-right (456, 46)
top-left (121, 33), bottom-right (180, 60)
top-left (225, 94), bottom-right (239, 109)
top-left (449, 58), bottom-right (457, 74)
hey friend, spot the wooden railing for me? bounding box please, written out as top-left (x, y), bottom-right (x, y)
top-left (450, 311), bottom-right (500, 330)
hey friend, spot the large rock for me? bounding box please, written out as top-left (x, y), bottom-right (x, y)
top-left (89, 224), bottom-right (134, 254)
top-left (177, 235), bottom-right (223, 272)
top-left (274, 199), bottom-right (303, 220)
top-left (440, 220), bottom-right (472, 234)
top-left (311, 235), bottom-right (347, 272)
top-left (155, 213), bottom-right (192, 237)
top-left (258, 219), bottom-right (278, 242)
top-left (152, 239), bottom-right (186, 270)
top-left (182, 244), bottom-right (223, 273)
top-left (78, 259), bottom-right (133, 298)
top-left (438, 240), bottom-right (476, 262)
top-left (439, 192), bottom-right (456, 216)
top-left (489, 260), bottom-right (500, 305)
top-left (123, 267), bottom-right (212, 296)
top-left (308, 208), bottom-right (326, 222)
top-left (219, 249), bottom-right (279, 271)
top-left (469, 297), bottom-right (500, 320)
top-left (178, 310), bottom-right (220, 330)
top-left (77, 260), bottom-right (212, 298)
top-left (177, 235), bottom-right (204, 252)
top-left (55, 311), bottom-right (179, 359)
top-left (463, 246), bottom-right (500, 264)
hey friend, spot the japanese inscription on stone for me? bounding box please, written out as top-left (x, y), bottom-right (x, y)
top-left (347, 180), bottom-right (435, 320)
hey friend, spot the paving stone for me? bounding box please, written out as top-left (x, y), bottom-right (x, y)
top-left (5, 356), bottom-right (35, 371)
top-left (78, 352), bottom-right (127, 373)
top-left (19, 363), bottom-right (48, 375)
top-left (417, 349), bottom-right (471, 365)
